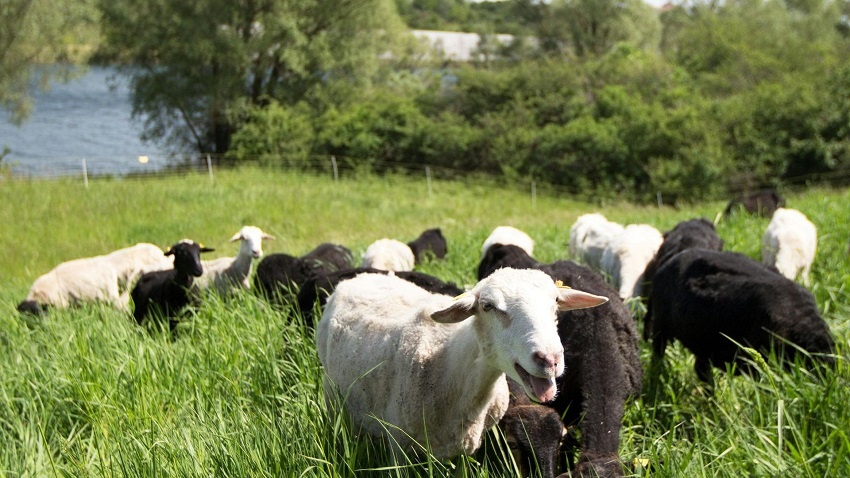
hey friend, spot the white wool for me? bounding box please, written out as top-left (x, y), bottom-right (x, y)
top-left (481, 226), bottom-right (535, 258)
top-left (361, 238), bottom-right (415, 272)
top-left (24, 243), bottom-right (168, 312)
top-left (195, 226), bottom-right (273, 295)
top-left (316, 268), bottom-right (607, 459)
top-left (762, 208), bottom-right (817, 285)
top-left (601, 224), bottom-right (663, 299)
top-left (569, 214), bottom-right (625, 270)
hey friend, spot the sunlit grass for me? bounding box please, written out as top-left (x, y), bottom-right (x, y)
top-left (1, 168), bottom-right (848, 476)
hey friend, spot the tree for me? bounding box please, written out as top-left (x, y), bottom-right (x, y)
top-left (98, 0), bottom-right (407, 155)
top-left (537, 0), bottom-right (661, 58)
top-left (0, 0), bottom-right (98, 124)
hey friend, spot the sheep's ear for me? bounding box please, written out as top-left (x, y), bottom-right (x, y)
top-left (556, 288), bottom-right (608, 311)
top-left (199, 245), bottom-right (215, 253)
top-left (229, 232), bottom-right (243, 242)
top-left (262, 233), bottom-right (275, 240)
top-left (431, 292), bottom-right (476, 324)
top-left (164, 247), bottom-right (174, 256)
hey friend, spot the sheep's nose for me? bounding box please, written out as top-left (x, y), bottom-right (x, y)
top-left (533, 351), bottom-right (559, 370)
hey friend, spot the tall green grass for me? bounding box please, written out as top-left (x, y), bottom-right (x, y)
top-left (1, 168), bottom-right (848, 476)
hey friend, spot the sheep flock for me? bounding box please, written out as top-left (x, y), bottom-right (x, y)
top-left (14, 198), bottom-right (842, 478)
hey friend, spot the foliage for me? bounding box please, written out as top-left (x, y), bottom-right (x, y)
top-left (0, 0), bottom-right (99, 124)
top-left (227, 100), bottom-right (314, 167)
top-left (97, 0), bottom-right (409, 154)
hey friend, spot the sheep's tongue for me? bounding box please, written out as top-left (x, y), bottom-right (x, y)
top-left (530, 376), bottom-right (556, 403)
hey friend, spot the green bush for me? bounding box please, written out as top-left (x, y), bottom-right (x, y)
top-left (227, 101), bottom-right (315, 167)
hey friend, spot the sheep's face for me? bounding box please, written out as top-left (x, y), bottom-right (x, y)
top-left (432, 268), bottom-right (607, 403)
top-left (231, 226), bottom-right (274, 259)
top-left (167, 240), bottom-right (214, 277)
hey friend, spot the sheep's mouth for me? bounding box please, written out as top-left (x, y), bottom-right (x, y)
top-left (514, 363), bottom-right (557, 403)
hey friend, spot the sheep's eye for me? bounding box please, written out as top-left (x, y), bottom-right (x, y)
top-left (481, 301), bottom-right (495, 312)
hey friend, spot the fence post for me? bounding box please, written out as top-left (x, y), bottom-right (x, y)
top-left (657, 191), bottom-right (663, 208)
top-left (531, 181), bottom-right (536, 209)
top-left (206, 154), bottom-right (214, 185)
top-left (426, 165), bottom-right (432, 198)
top-left (82, 159), bottom-right (88, 188)
top-left (331, 156), bottom-right (338, 181)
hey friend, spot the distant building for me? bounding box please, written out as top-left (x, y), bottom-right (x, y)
top-left (411, 29), bottom-right (516, 62)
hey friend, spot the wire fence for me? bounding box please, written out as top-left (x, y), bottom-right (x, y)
top-left (5, 152), bottom-right (850, 205)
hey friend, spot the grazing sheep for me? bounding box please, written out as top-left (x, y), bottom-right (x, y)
top-left (17, 243), bottom-right (172, 315)
top-left (131, 240), bottom-right (214, 330)
top-left (762, 208), bottom-right (817, 286)
top-left (478, 241), bottom-right (539, 281)
top-left (407, 228), bottom-right (448, 264)
top-left (481, 244), bottom-right (642, 477)
top-left (723, 189), bottom-right (785, 218)
top-left (641, 218), bottom-right (724, 303)
top-left (568, 214), bottom-right (625, 271)
top-left (193, 226), bottom-right (274, 296)
top-left (499, 377), bottom-right (568, 478)
top-left (646, 249), bottom-right (835, 383)
top-left (361, 238), bottom-right (415, 272)
top-left (600, 224), bottom-right (663, 299)
top-left (481, 226), bottom-right (535, 258)
top-left (254, 243), bottom-right (355, 305)
top-left (317, 268), bottom-right (608, 459)
top-left (295, 267), bottom-right (464, 329)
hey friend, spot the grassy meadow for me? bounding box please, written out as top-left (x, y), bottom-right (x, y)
top-left (1, 168), bottom-right (848, 477)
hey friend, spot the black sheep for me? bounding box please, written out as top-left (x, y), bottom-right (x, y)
top-left (131, 240), bottom-right (214, 330)
top-left (498, 378), bottom-right (568, 478)
top-left (647, 249), bottom-right (835, 383)
top-left (723, 189), bottom-right (785, 218)
top-left (641, 218), bottom-right (724, 306)
top-left (407, 228), bottom-right (448, 264)
top-left (295, 267), bottom-right (464, 329)
top-left (480, 244), bottom-right (643, 478)
top-left (253, 243), bottom-right (354, 306)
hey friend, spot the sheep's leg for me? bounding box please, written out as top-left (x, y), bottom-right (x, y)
top-left (694, 357), bottom-right (713, 384)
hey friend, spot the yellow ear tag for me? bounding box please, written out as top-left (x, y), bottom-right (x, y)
top-left (555, 280), bottom-right (572, 289)
top-left (453, 292), bottom-right (470, 301)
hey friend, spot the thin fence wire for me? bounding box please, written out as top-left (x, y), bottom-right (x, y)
top-left (4, 152), bottom-right (850, 204)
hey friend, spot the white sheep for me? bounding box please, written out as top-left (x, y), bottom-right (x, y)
top-left (569, 214), bottom-right (624, 270)
top-left (600, 224), bottom-right (663, 299)
top-left (481, 226), bottom-right (535, 258)
top-left (361, 238), bottom-right (415, 272)
top-left (194, 226), bottom-right (274, 295)
top-left (17, 243), bottom-right (171, 314)
top-left (762, 208), bottom-right (817, 286)
top-left (316, 268), bottom-right (608, 459)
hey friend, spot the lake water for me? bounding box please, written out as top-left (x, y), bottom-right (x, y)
top-left (0, 66), bottom-right (175, 177)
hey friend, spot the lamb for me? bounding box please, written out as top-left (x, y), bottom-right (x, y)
top-left (480, 244), bottom-right (643, 477)
top-left (193, 226), bottom-right (274, 296)
top-left (600, 224), bottom-right (663, 299)
top-left (17, 243), bottom-right (172, 315)
top-left (762, 208), bottom-right (817, 286)
top-left (723, 189), bottom-right (785, 217)
top-left (406, 228), bottom-right (448, 264)
top-left (316, 268), bottom-right (608, 459)
top-left (254, 243), bottom-right (354, 305)
top-left (481, 226), bottom-right (535, 258)
top-left (361, 238), bottom-right (415, 272)
top-left (131, 240), bottom-right (214, 330)
top-left (295, 267), bottom-right (463, 329)
top-left (499, 377), bottom-right (568, 478)
top-left (568, 214), bottom-right (624, 271)
top-left (641, 218), bottom-right (724, 303)
top-left (646, 249), bottom-right (835, 384)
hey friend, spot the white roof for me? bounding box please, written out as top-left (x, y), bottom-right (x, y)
top-left (411, 29), bottom-right (516, 62)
